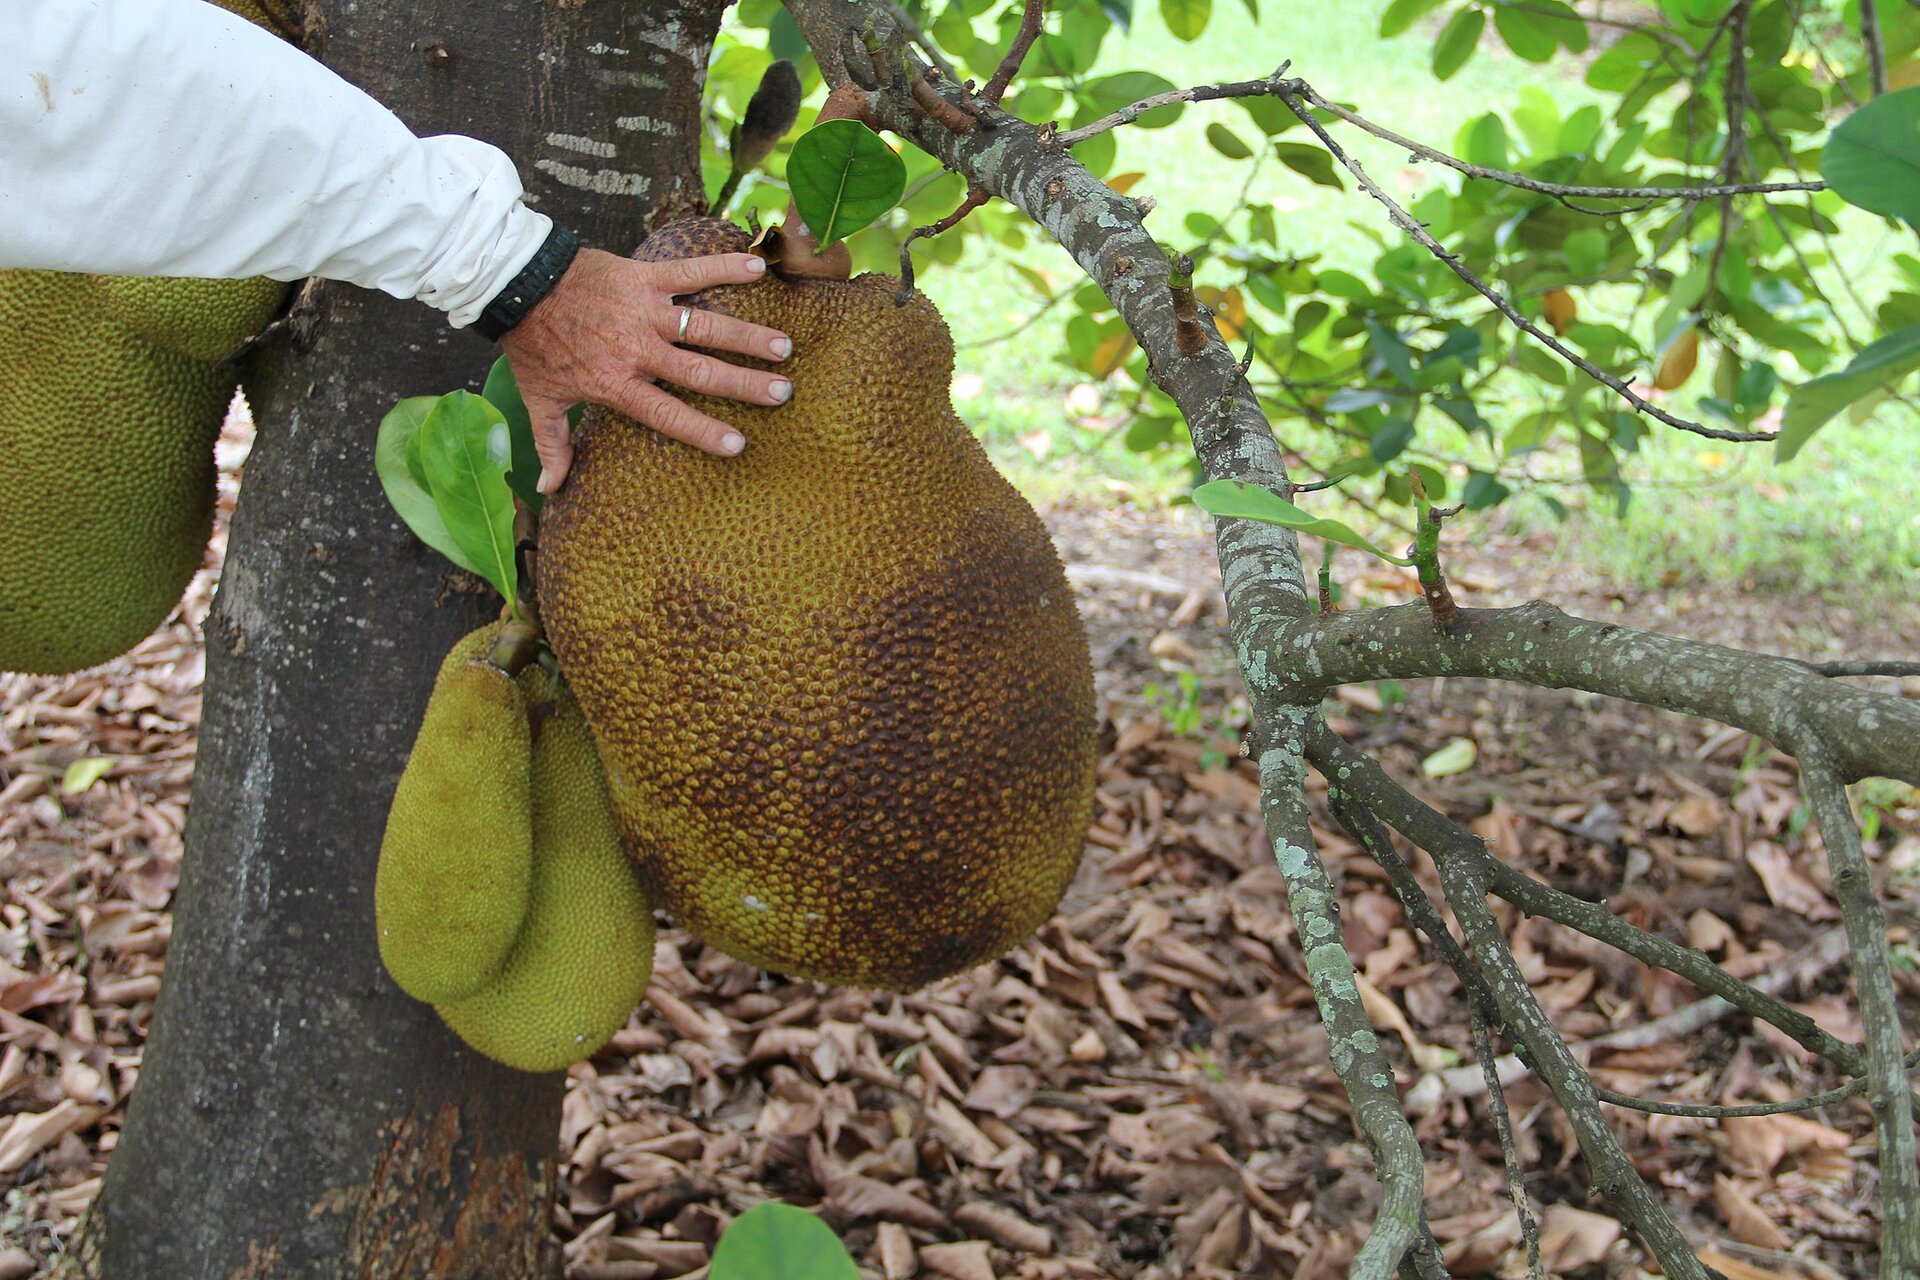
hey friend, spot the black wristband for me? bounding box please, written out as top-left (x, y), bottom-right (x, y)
top-left (473, 223), bottom-right (582, 342)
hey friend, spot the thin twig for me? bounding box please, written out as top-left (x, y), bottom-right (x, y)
top-left (1472, 1013), bottom-right (1546, 1280)
top-left (1700, 1), bottom-right (1751, 323)
top-left (1056, 67), bottom-right (1822, 202)
top-left (1290, 81), bottom-right (1820, 203)
top-left (895, 185), bottom-right (990, 302)
top-left (1797, 750), bottom-right (1920, 1277)
top-left (1593, 1049), bottom-right (1920, 1118)
top-left (981, 0), bottom-right (1044, 104)
top-left (1860, 0), bottom-right (1889, 96)
top-left (1268, 84), bottom-right (1774, 444)
top-left (878, 0), bottom-right (955, 79)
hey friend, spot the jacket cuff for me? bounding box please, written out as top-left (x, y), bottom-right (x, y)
top-left (472, 224), bottom-right (582, 342)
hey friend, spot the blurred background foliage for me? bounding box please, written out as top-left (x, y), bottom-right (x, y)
top-left (701, 0), bottom-right (1920, 601)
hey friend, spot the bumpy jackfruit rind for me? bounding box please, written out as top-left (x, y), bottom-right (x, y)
top-left (375, 625), bottom-right (536, 1004)
top-left (540, 218), bottom-right (1098, 992)
top-left (435, 668), bottom-right (656, 1072)
top-left (91, 274), bottom-right (289, 364)
top-left (0, 269), bottom-right (233, 675)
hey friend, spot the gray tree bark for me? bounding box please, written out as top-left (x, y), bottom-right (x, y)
top-left (53, 1), bottom-right (723, 1274)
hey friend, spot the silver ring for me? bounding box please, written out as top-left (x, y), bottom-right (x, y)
top-left (675, 305), bottom-right (693, 343)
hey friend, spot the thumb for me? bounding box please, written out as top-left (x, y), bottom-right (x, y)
top-left (528, 398), bottom-right (575, 495)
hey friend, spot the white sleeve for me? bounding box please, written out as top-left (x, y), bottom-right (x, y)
top-left (0, 0), bottom-right (552, 328)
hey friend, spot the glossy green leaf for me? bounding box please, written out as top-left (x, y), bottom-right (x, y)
top-left (1206, 123), bottom-right (1254, 159)
top-left (1822, 86), bottom-right (1920, 226)
top-left (376, 395), bottom-right (485, 576)
top-left (481, 357), bottom-right (545, 512)
top-left (1191, 480), bottom-right (1415, 564)
top-left (1431, 7), bottom-right (1485, 80)
top-left (1777, 322), bottom-right (1920, 460)
top-left (1160, 0), bottom-right (1212, 41)
top-left (786, 119), bottom-right (906, 248)
top-left (709, 1203), bottom-right (859, 1280)
top-left (418, 390), bottom-right (519, 604)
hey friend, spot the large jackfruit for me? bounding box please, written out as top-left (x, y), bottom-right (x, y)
top-left (0, 270), bottom-right (234, 674)
top-left (0, 0), bottom-right (291, 676)
top-left (539, 217), bottom-right (1097, 992)
top-left (375, 625), bottom-right (536, 1004)
top-left (436, 664), bottom-right (656, 1072)
top-left (92, 273), bottom-right (287, 364)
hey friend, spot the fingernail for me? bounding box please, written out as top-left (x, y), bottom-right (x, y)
top-left (745, 256), bottom-right (768, 275)
top-left (770, 379), bottom-right (793, 405)
top-left (771, 336), bottom-right (793, 360)
top-left (721, 432), bottom-right (746, 455)
top-left (537, 467), bottom-right (558, 494)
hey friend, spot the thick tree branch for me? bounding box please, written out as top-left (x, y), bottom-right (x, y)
top-left (1267, 601), bottom-right (1920, 786)
top-left (1796, 751), bottom-right (1919, 1278)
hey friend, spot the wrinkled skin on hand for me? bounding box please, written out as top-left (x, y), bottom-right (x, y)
top-left (498, 246), bottom-right (797, 493)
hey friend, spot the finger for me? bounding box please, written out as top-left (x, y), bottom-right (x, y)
top-left (616, 381), bottom-right (747, 457)
top-left (528, 400), bottom-right (575, 495)
top-left (655, 345), bottom-right (793, 407)
top-left (648, 252), bottom-right (768, 295)
top-left (677, 306), bottom-right (793, 362)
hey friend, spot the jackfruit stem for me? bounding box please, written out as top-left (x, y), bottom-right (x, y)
top-left (489, 617), bottom-right (544, 676)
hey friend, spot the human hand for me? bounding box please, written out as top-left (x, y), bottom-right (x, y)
top-left (497, 247), bottom-right (794, 494)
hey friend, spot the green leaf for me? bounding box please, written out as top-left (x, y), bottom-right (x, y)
top-left (1421, 737), bottom-right (1478, 778)
top-left (1777, 322), bottom-right (1920, 460)
top-left (709, 1204), bottom-right (859, 1280)
top-left (377, 395), bottom-right (486, 576)
top-left (1206, 123), bottom-right (1253, 159)
top-left (786, 119), bottom-right (907, 248)
top-left (481, 357), bottom-right (545, 512)
top-left (1494, 6), bottom-right (1555, 61)
top-left (1079, 72), bottom-right (1184, 129)
top-left (1431, 7), bottom-right (1485, 80)
top-left (1275, 142), bottom-right (1343, 188)
top-left (1380, 0), bottom-right (1446, 37)
top-left (418, 390), bottom-right (519, 604)
top-left (1191, 480), bottom-right (1415, 564)
top-left (1364, 319), bottom-right (1417, 385)
top-left (1160, 0), bottom-right (1211, 41)
top-left (1462, 470), bottom-right (1511, 509)
top-left (61, 756), bottom-right (115, 795)
top-left (1822, 86), bottom-right (1920, 226)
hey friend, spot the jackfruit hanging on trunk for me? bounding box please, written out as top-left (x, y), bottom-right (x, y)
top-left (538, 217), bottom-right (1098, 992)
top-left (0, 0), bottom-right (291, 676)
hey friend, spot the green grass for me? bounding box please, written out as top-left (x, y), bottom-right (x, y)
top-left (1531, 417), bottom-right (1920, 604)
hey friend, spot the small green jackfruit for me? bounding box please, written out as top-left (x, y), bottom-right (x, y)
top-left (375, 625), bottom-right (536, 1004)
top-left (0, 269), bottom-right (234, 675)
top-left (540, 218), bottom-right (1097, 992)
top-left (92, 274), bottom-right (287, 364)
top-left (435, 667), bottom-right (656, 1072)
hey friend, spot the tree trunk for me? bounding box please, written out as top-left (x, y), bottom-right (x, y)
top-left (54, 2), bottom-right (722, 1274)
